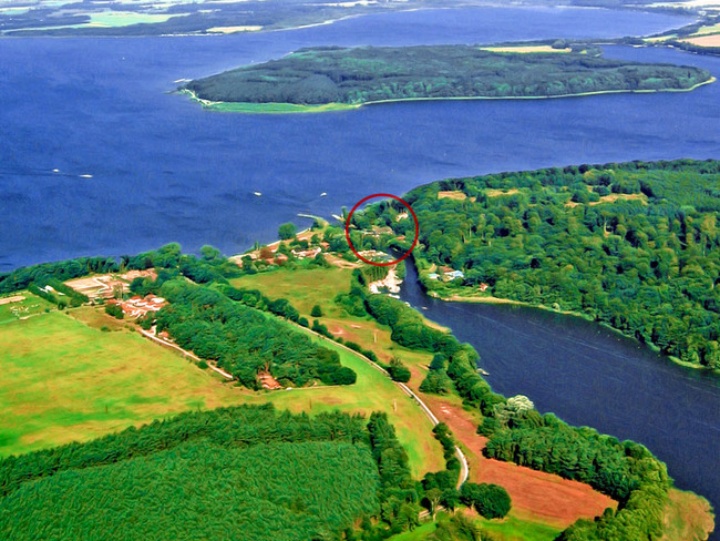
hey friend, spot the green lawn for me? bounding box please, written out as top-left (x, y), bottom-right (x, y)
top-left (477, 515), bottom-right (562, 541)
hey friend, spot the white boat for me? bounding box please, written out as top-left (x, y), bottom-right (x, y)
top-left (320, 192), bottom-right (327, 197)
top-left (52, 168), bottom-right (60, 173)
top-left (253, 192), bottom-right (262, 196)
top-left (79, 174), bottom-right (93, 179)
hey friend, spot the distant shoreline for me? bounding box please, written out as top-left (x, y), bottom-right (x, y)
top-left (183, 76), bottom-right (716, 114)
top-left (433, 289), bottom-right (718, 374)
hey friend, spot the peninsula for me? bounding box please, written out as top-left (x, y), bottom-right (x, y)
top-left (183, 44), bottom-right (713, 113)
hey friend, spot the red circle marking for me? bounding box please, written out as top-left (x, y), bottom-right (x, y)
top-left (344, 193), bottom-right (419, 267)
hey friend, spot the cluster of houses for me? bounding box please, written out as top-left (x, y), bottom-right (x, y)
top-left (106, 294), bottom-right (167, 319)
top-left (427, 267), bottom-right (465, 281)
top-left (65, 270), bottom-right (157, 302)
top-left (358, 249), bottom-right (394, 263)
top-left (244, 245), bottom-right (325, 265)
top-left (426, 268), bottom-right (490, 291)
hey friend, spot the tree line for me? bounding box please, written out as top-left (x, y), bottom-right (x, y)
top-left (148, 279), bottom-right (356, 389)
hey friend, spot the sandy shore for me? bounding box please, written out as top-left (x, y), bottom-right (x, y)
top-left (369, 268), bottom-right (402, 294)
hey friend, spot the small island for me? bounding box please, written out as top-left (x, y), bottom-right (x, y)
top-left (183, 44), bottom-right (714, 113)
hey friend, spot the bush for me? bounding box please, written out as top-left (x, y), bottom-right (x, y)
top-left (278, 222), bottom-right (297, 240)
top-left (419, 371), bottom-right (453, 395)
top-left (387, 358), bottom-right (411, 383)
top-left (310, 304), bottom-right (323, 317)
top-left (429, 353), bottom-right (447, 371)
top-left (459, 482), bottom-right (511, 519)
top-left (104, 303), bottom-right (124, 320)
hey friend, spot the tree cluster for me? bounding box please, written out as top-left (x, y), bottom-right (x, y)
top-left (378, 159), bottom-right (720, 368)
top-left (459, 482), bottom-right (511, 519)
top-left (154, 280), bottom-right (356, 388)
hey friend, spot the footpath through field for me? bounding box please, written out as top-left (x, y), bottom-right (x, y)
top-left (139, 328), bottom-right (234, 380)
top-left (305, 326), bottom-right (469, 488)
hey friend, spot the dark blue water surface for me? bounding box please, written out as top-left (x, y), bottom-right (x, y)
top-left (1, 5), bottom-right (719, 534)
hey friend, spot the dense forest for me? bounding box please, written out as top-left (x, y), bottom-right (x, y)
top-left (185, 45), bottom-right (712, 106)
top-left (0, 404), bottom-right (457, 540)
top-left (0, 405), bottom-right (380, 540)
top-left (363, 159), bottom-right (720, 369)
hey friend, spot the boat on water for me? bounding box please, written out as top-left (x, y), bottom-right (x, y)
top-left (478, 368), bottom-right (490, 376)
top-left (253, 192), bottom-right (262, 196)
top-left (79, 174), bottom-right (93, 179)
top-left (320, 192), bottom-right (327, 197)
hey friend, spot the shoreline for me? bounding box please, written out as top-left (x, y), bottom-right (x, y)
top-left (184, 76), bottom-right (716, 114)
top-left (433, 290), bottom-right (719, 374)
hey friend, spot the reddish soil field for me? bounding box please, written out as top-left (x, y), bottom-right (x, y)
top-left (422, 394), bottom-right (617, 529)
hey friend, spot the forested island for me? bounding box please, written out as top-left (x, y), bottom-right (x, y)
top-left (183, 45), bottom-right (713, 112)
top-left (350, 159), bottom-right (720, 371)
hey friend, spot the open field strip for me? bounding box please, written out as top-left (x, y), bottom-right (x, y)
top-left (682, 34), bottom-right (720, 46)
top-left (479, 45), bottom-right (571, 53)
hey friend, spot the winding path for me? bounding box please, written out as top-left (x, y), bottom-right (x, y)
top-left (307, 327), bottom-right (469, 487)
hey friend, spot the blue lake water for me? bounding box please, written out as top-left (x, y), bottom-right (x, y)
top-left (1, 5), bottom-right (719, 535)
top-left (0, 6), bottom-right (708, 271)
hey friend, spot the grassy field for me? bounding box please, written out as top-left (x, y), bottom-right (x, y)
top-left (388, 521), bottom-right (437, 540)
top-left (476, 514), bottom-right (562, 541)
top-left (0, 292), bottom-right (53, 324)
top-left (0, 304), bottom-right (246, 456)
top-left (386, 511), bottom-right (561, 541)
top-left (0, 289), bottom-right (444, 476)
top-left (256, 334), bottom-right (445, 477)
